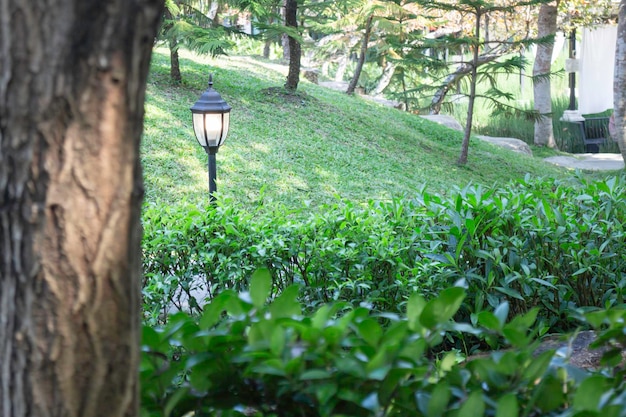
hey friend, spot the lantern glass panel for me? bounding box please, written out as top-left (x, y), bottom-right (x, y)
top-left (192, 113), bottom-right (222, 147)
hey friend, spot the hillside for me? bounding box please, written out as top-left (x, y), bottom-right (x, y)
top-left (142, 48), bottom-right (571, 210)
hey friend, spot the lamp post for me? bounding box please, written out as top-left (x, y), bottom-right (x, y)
top-left (190, 74), bottom-right (232, 202)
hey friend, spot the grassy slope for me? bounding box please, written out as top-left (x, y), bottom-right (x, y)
top-left (142, 48), bottom-right (577, 210)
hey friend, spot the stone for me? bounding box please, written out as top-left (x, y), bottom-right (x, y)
top-left (475, 135), bottom-right (533, 156)
top-left (544, 154), bottom-right (625, 171)
top-left (302, 69), bottom-right (319, 84)
top-left (419, 114), bottom-right (464, 131)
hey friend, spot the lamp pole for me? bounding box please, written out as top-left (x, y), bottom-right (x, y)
top-left (207, 146), bottom-right (218, 200)
top-left (190, 74), bottom-right (232, 202)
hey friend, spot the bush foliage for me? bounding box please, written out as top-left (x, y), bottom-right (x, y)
top-left (143, 174), bottom-right (626, 332)
top-left (141, 269), bottom-right (626, 417)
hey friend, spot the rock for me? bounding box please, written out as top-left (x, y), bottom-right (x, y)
top-left (302, 69), bottom-right (319, 84)
top-left (544, 154), bottom-right (625, 171)
top-left (367, 96), bottom-right (405, 110)
top-left (475, 135), bottom-right (533, 156)
top-left (419, 114), bottom-right (464, 131)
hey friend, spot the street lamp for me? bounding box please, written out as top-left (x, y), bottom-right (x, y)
top-left (190, 74), bottom-right (232, 202)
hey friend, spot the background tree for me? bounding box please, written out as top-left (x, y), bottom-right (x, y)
top-left (0, 0), bottom-right (163, 415)
top-left (416, 0), bottom-right (548, 165)
top-left (160, 0), bottom-right (235, 83)
top-left (531, 0), bottom-right (617, 148)
top-left (345, 1), bottom-right (404, 95)
top-left (532, 1), bottom-right (558, 148)
top-left (284, 0), bottom-right (301, 90)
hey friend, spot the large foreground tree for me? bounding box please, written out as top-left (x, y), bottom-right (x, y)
top-left (0, 0), bottom-right (163, 415)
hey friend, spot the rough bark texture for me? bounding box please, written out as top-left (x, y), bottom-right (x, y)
top-left (346, 14), bottom-right (374, 95)
top-left (533, 2), bottom-right (557, 148)
top-left (615, 0), bottom-right (626, 163)
top-left (165, 7), bottom-right (182, 83)
top-left (0, 0), bottom-right (163, 416)
top-left (284, 0), bottom-right (301, 91)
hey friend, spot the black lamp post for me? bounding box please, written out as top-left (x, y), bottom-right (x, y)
top-left (190, 75), bottom-right (232, 202)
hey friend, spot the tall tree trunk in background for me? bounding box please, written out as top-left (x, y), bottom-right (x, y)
top-left (615, 0), bottom-right (626, 163)
top-left (165, 7), bottom-right (182, 83)
top-left (458, 10), bottom-right (482, 165)
top-left (347, 14), bottom-right (374, 95)
top-left (169, 39), bottom-right (182, 83)
top-left (284, 0), bottom-right (301, 91)
top-left (335, 54), bottom-right (348, 81)
top-left (372, 60), bottom-right (397, 96)
top-left (0, 0), bottom-right (163, 416)
top-left (264, 39), bottom-right (272, 58)
top-left (533, 2), bottom-right (558, 148)
top-left (282, 33), bottom-right (290, 61)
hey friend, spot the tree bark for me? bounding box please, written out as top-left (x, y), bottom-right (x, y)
top-left (284, 0), bottom-right (301, 91)
top-left (458, 9), bottom-right (482, 165)
top-left (263, 39), bottom-right (272, 58)
top-left (0, 0), bottom-right (163, 416)
top-left (615, 0), bottom-right (626, 163)
top-left (165, 7), bottom-right (182, 83)
top-left (372, 60), bottom-right (397, 97)
top-left (533, 2), bottom-right (558, 148)
top-left (347, 14), bottom-right (374, 95)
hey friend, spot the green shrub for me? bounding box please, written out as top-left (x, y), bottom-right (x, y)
top-left (142, 174), bottom-right (626, 331)
top-left (140, 268), bottom-right (626, 417)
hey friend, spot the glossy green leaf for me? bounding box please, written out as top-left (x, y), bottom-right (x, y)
top-left (358, 318), bottom-right (383, 347)
top-left (164, 387), bottom-right (190, 417)
top-left (573, 375), bottom-right (609, 411)
top-left (269, 285), bottom-right (301, 318)
top-left (250, 267), bottom-right (272, 308)
top-left (494, 302), bottom-right (510, 327)
top-left (407, 293), bottom-right (426, 331)
top-left (495, 393), bottom-right (518, 417)
top-left (522, 350), bottom-right (553, 381)
top-left (536, 375), bottom-right (565, 412)
top-left (477, 311), bottom-right (501, 331)
top-left (420, 287), bottom-right (466, 329)
top-left (459, 391), bottom-right (485, 417)
top-left (428, 382), bottom-right (451, 417)
top-left (300, 369), bottom-right (332, 380)
top-left (270, 326), bottom-right (286, 357)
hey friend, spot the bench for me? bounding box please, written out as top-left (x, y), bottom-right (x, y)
top-left (572, 116), bottom-right (611, 153)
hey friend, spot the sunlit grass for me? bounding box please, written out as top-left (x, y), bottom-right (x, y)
top-left (142, 48), bottom-right (602, 211)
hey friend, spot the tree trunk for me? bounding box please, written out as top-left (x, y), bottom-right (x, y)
top-left (533, 2), bottom-right (558, 148)
top-left (170, 41), bottom-right (182, 83)
top-left (430, 52), bottom-right (500, 114)
top-left (0, 1), bottom-right (163, 416)
top-left (458, 10), bottom-right (482, 165)
top-left (347, 14), bottom-right (374, 95)
top-left (282, 33), bottom-right (290, 61)
top-left (335, 54), bottom-right (348, 82)
top-left (165, 8), bottom-right (182, 84)
top-left (263, 39), bottom-right (272, 58)
top-left (284, 0), bottom-right (301, 91)
top-left (372, 60), bottom-right (397, 97)
top-left (615, 0), bottom-right (626, 163)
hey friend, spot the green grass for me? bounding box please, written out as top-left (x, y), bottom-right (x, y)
top-left (142, 48), bottom-right (607, 211)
